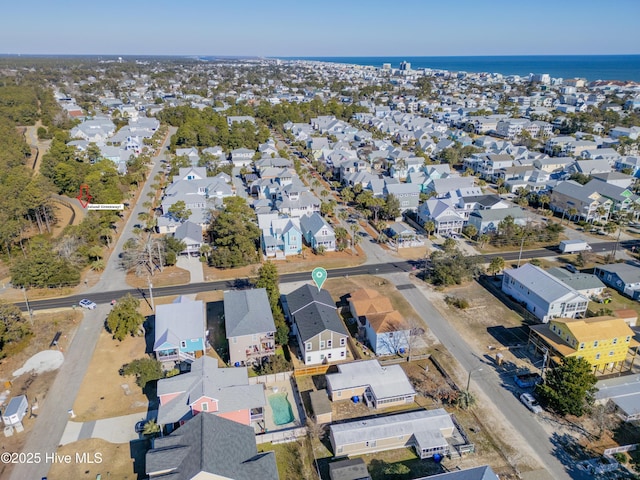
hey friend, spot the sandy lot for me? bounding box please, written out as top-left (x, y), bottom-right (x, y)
top-left (72, 330), bottom-right (149, 422)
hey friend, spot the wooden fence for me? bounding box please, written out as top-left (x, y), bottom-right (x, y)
top-left (293, 364), bottom-right (331, 377)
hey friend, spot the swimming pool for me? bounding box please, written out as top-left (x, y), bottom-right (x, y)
top-left (268, 392), bottom-right (294, 425)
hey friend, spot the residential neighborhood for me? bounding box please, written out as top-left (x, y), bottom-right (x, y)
top-left (2, 50), bottom-right (640, 480)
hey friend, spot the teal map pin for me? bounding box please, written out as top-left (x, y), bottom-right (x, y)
top-left (312, 267), bottom-right (327, 291)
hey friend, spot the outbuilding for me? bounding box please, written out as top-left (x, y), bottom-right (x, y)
top-left (2, 395), bottom-right (28, 427)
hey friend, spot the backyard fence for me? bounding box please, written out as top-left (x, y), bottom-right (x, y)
top-left (293, 364), bottom-right (332, 377)
top-left (249, 371), bottom-right (293, 385)
top-left (255, 426), bottom-right (307, 445)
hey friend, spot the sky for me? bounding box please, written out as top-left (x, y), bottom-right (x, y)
top-left (2, 0), bottom-right (639, 57)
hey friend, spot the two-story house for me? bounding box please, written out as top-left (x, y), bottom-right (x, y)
top-left (154, 296), bottom-right (206, 364)
top-left (502, 263), bottom-right (589, 323)
top-left (285, 284), bottom-right (349, 365)
top-left (224, 289), bottom-right (276, 367)
top-left (257, 213), bottom-right (302, 258)
top-left (594, 263), bottom-right (640, 300)
top-left (299, 212), bottom-right (336, 252)
top-left (529, 316), bottom-right (636, 373)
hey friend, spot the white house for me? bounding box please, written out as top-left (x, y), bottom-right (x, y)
top-left (502, 263), bottom-right (589, 323)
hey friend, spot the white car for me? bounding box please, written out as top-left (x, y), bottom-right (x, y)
top-left (520, 393), bottom-right (543, 414)
top-left (79, 299), bottom-right (97, 310)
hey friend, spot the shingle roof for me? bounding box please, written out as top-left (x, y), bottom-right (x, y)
top-left (419, 465), bottom-right (499, 480)
top-left (224, 289), bottom-right (276, 337)
top-left (547, 268), bottom-right (605, 292)
top-left (596, 263), bottom-right (640, 285)
top-left (327, 360), bottom-right (415, 400)
top-left (146, 413), bottom-right (278, 480)
top-left (154, 297), bottom-right (204, 351)
top-left (286, 284), bottom-right (348, 342)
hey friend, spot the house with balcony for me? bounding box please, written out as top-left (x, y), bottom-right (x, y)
top-left (416, 199), bottom-right (465, 236)
top-left (550, 181), bottom-right (612, 222)
top-left (528, 316), bottom-right (637, 373)
top-left (224, 289), bottom-right (276, 366)
top-left (258, 213), bottom-right (302, 258)
top-left (154, 296), bottom-right (206, 363)
top-left (285, 284), bottom-right (349, 365)
top-left (299, 212), bottom-right (336, 252)
top-left (157, 356), bottom-right (266, 431)
top-left (502, 263), bottom-right (589, 323)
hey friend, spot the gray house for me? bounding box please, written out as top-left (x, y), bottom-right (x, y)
top-left (146, 412), bottom-right (279, 480)
top-left (2, 395), bottom-right (28, 427)
top-left (300, 212), bottom-right (336, 252)
top-left (285, 284), bottom-right (349, 365)
top-left (467, 207), bottom-right (527, 234)
top-left (174, 221), bottom-right (203, 255)
top-left (594, 263), bottom-right (640, 299)
top-left (224, 289), bottom-right (276, 366)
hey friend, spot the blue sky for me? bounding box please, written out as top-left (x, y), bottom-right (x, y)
top-left (2, 0), bottom-right (639, 56)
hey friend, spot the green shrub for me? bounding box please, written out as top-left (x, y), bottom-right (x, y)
top-left (444, 296), bottom-right (470, 309)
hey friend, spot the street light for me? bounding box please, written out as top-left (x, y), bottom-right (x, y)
top-left (466, 366), bottom-right (483, 392)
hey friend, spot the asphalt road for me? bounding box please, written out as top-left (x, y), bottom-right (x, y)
top-left (8, 133), bottom-right (175, 480)
top-left (15, 240), bottom-right (633, 312)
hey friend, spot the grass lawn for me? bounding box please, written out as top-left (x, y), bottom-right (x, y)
top-left (258, 439), bottom-right (318, 480)
top-left (126, 266), bottom-right (190, 289)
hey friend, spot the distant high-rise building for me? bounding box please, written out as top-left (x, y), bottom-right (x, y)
top-left (530, 73), bottom-right (550, 84)
top-left (399, 61), bottom-right (411, 71)
top-left (382, 63), bottom-right (391, 70)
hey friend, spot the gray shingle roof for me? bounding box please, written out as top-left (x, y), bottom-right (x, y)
top-left (596, 263), bottom-right (640, 285)
top-left (146, 413), bottom-right (278, 480)
top-left (419, 465), bottom-right (499, 480)
top-left (547, 268), bottom-right (605, 292)
top-left (154, 297), bottom-right (204, 351)
top-left (224, 288), bottom-right (276, 337)
top-left (286, 284), bottom-right (348, 342)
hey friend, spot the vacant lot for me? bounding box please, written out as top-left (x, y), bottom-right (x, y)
top-left (47, 438), bottom-right (148, 479)
top-left (126, 265), bottom-right (190, 289)
top-left (72, 330), bottom-right (149, 422)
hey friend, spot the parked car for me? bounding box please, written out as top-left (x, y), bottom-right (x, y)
top-left (520, 393), bottom-right (543, 414)
top-left (565, 265), bottom-right (578, 273)
top-left (135, 420), bottom-right (146, 434)
top-left (79, 299), bottom-right (97, 310)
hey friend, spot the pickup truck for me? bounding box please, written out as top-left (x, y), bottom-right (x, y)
top-left (514, 372), bottom-right (542, 388)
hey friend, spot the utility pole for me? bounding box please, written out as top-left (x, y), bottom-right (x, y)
top-left (23, 288), bottom-right (33, 325)
top-left (148, 278), bottom-right (155, 312)
top-left (540, 348), bottom-right (549, 379)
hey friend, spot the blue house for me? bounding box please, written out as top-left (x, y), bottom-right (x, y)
top-left (154, 296), bottom-right (206, 363)
top-left (257, 213), bottom-right (302, 258)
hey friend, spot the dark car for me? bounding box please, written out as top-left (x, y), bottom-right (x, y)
top-left (135, 420), bottom-right (146, 433)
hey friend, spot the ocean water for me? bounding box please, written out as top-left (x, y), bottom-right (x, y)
top-left (282, 55), bottom-right (640, 82)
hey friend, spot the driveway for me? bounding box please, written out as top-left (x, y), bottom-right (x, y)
top-left (60, 411), bottom-right (157, 445)
top-left (176, 255), bottom-right (204, 283)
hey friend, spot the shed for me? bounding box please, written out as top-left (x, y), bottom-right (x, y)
top-left (329, 458), bottom-right (371, 480)
top-left (2, 395), bottom-right (28, 426)
top-left (310, 389), bottom-right (332, 424)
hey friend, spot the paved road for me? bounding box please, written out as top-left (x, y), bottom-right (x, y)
top-left (8, 132), bottom-right (175, 480)
top-left (8, 305), bottom-right (108, 480)
top-left (88, 127), bottom-right (176, 293)
top-left (389, 274), bottom-right (579, 480)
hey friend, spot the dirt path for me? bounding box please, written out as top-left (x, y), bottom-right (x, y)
top-left (23, 120), bottom-right (51, 175)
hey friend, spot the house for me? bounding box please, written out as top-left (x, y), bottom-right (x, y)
top-left (467, 207), bottom-right (528, 234)
top-left (285, 284), bottom-right (349, 365)
top-left (595, 373), bottom-right (640, 422)
top-left (416, 199), bottom-right (465, 236)
top-left (328, 458), bottom-right (371, 480)
top-left (146, 413), bottom-right (279, 480)
top-left (547, 268), bottom-right (606, 297)
top-left (154, 296), bottom-right (206, 363)
top-left (2, 395), bottom-right (28, 427)
top-left (415, 466), bottom-right (499, 480)
top-left (528, 316), bottom-right (637, 373)
top-left (550, 181), bottom-right (612, 222)
top-left (258, 213), bottom-right (303, 258)
top-left (594, 263), bottom-right (640, 299)
top-left (224, 289), bottom-right (276, 366)
top-left (230, 148), bottom-right (255, 167)
top-left (173, 221), bottom-right (203, 255)
top-left (348, 288), bottom-right (411, 355)
top-left (326, 360), bottom-right (416, 409)
top-left (329, 409), bottom-right (456, 459)
top-left (157, 356), bottom-right (266, 429)
top-left (384, 183), bottom-right (421, 212)
top-left (385, 222), bottom-right (423, 248)
top-left (300, 212), bottom-right (336, 252)
top-left (502, 263), bottom-right (589, 322)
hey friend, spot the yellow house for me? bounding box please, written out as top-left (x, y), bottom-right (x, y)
top-left (529, 316), bottom-right (638, 373)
